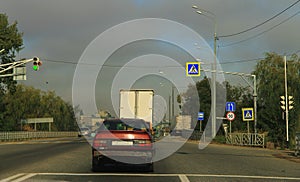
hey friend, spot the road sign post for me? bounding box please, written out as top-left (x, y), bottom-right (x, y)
top-left (198, 112), bottom-right (204, 132)
top-left (24, 118), bottom-right (53, 132)
top-left (242, 108), bottom-right (254, 134)
top-left (226, 112), bottom-right (235, 135)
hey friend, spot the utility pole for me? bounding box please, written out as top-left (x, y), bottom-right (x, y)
top-left (284, 56), bottom-right (289, 142)
top-left (192, 5), bottom-right (218, 137)
top-left (253, 75), bottom-right (258, 137)
top-left (280, 56), bottom-right (294, 142)
top-left (171, 85), bottom-right (175, 122)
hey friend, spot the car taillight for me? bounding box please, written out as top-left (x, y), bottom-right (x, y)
top-left (134, 139), bottom-right (152, 147)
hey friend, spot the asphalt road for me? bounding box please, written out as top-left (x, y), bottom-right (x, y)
top-left (0, 137), bottom-right (300, 182)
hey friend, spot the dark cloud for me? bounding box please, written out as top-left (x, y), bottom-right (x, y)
top-left (1, 0), bottom-right (299, 110)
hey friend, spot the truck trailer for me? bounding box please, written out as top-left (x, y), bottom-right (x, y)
top-left (119, 89), bottom-right (154, 130)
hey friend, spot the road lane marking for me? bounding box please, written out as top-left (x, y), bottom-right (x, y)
top-left (187, 174), bottom-right (300, 180)
top-left (12, 173), bottom-right (37, 182)
top-left (3, 173), bottom-right (300, 181)
top-left (178, 175), bottom-right (190, 182)
top-left (0, 173), bottom-right (25, 182)
top-left (30, 173), bottom-right (300, 180)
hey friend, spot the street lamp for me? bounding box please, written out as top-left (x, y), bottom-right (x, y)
top-left (0, 49), bottom-right (4, 53)
top-left (193, 5), bottom-right (218, 137)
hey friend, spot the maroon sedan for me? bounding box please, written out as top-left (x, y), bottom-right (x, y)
top-left (92, 118), bottom-right (154, 172)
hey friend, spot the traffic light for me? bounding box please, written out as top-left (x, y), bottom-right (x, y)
top-left (32, 57), bottom-right (42, 71)
top-left (280, 96), bottom-right (286, 110)
top-left (288, 96), bottom-right (294, 110)
top-left (280, 95), bottom-right (294, 111)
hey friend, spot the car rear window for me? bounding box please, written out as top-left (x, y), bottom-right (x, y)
top-left (100, 119), bottom-right (148, 131)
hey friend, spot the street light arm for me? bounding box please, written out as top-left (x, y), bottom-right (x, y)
top-left (192, 5), bottom-right (217, 35)
top-left (192, 5), bottom-right (216, 18)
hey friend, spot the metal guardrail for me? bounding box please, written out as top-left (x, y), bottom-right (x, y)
top-left (295, 132), bottom-right (300, 157)
top-left (0, 131), bottom-right (78, 141)
top-left (226, 133), bottom-right (265, 147)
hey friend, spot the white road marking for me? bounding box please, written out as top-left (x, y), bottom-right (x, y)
top-left (178, 175), bottom-right (190, 182)
top-left (0, 173), bottom-right (25, 182)
top-left (3, 173), bottom-right (300, 181)
top-left (12, 173), bottom-right (37, 182)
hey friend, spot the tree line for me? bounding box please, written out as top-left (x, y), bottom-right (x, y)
top-left (0, 85), bottom-right (78, 131)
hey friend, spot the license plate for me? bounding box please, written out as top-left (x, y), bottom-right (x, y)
top-left (112, 141), bottom-right (133, 146)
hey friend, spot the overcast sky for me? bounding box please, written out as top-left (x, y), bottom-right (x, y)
top-left (1, 0), bottom-right (299, 115)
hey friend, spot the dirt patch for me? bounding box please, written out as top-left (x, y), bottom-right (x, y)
top-left (272, 151), bottom-right (300, 163)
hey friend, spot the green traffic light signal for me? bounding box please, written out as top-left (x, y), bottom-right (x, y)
top-left (32, 57), bottom-right (42, 71)
top-left (33, 65), bottom-right (39, 71)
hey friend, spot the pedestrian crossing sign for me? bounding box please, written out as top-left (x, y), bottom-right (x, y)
top-left (242, 108), bottom-right (254, 121)
top-left (186, 62), bottom-right (200, 76)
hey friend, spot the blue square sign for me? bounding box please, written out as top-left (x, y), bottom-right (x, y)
top-left (198, 112), bottom-right (204, 120)
top-left (226, 102), bottom-right (236, 112)
top-left (186, 62), bottom-right (200, 76)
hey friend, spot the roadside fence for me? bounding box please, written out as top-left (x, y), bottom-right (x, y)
top-left (295, 132), bottom-right (300, 157)
top-left (0, 131), bottom-right (78, 141)
top-left (226, 133), bottom-right (265, 147)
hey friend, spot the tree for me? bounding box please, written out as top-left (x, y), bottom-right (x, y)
top-left (0, 84), bottom-right (78, 131)
top-left (0, 13), bottom-right (24, 93)
top-left (252, 52), bottom-right (300, 148)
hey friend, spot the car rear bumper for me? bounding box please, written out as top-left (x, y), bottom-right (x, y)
top-left (93, 148), bottom-right (153, 158)
top-left (92, 148), bottom-right (153, 164)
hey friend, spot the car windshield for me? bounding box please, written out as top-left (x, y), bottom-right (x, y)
top-left (100, 119), bottom-right (148, 131)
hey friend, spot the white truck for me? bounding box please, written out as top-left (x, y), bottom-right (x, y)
top-left (119, 89), bottom-right (154, 130)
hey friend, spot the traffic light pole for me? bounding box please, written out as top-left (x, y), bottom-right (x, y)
top-left (0, 57), bottom-right (39, 77)
top-left (284, 56), bottom-right (289, 142)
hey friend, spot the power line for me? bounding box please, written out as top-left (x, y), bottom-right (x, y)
top-left (43, 59), bottom-right (184, 68)
top-left (35, 49), bottom-right (300, 69)
top-left (43, 59), bottom-right (84, 65)
top-left (219, 58), bottom-right (263, 64)
top-left (220, 10), bottom-right (300, 47)
top-left (43, 58), bottom-right (262, 67)
top-left (219, 0), bottom-right (300, 38)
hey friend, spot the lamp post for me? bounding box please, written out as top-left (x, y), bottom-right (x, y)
top-left (252, 74), bottom-right (257, 136)
top-left (193, 5), bottom-right (218, 137)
